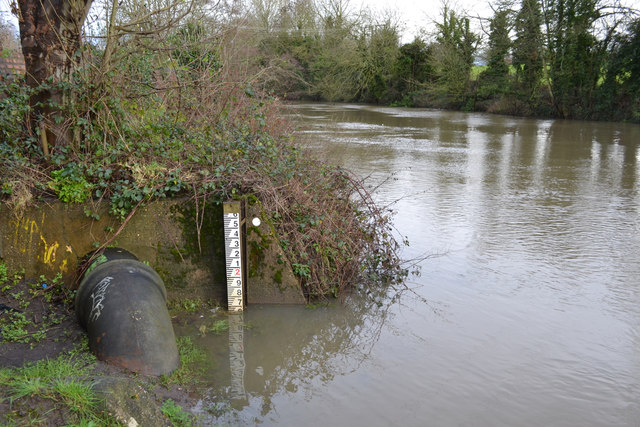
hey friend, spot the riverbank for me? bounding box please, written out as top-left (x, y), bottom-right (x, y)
top-left (0, 268), bottom-right (216, 426)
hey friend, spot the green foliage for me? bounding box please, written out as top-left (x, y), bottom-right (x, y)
top-left (392, 38), bottom-right (433, 98)
top-left (0, 262), bottom-right (7, 286)
top-left (161, 337), bottom-right (207, 387)
top-left (435, 6), bottom-right (478, 70)
top-left (206, 319), bottom-right (229, 335)
top-left (161, 399), bottom-right (195, 427)
top-left (513, 0), bottom-right (544, 99)
top-left (0, 81), bottom-right (33, 144)
top-left (0, 351), bottom-right (109, 425)
top-left (0, 8), bottom-right (409, 302)
top-left (84, 207), bottom-right (100, 220)
top-left (597, 18), bottom-right (640, 120)
top-left (170, 23), bottom-right (221, 73)
top-left (545, 0), bottom-right (606, 118)
top-left (358, 19), bottom-right (401, 103)
top-left (0, 270), bottom-right (69, 346)
top-left (0, 311), bottom-right (34, 343)
top-left (484, 9), bottom-right (512, 83)
top-left (84, 254), bottom-right (108, 276)
top-left (477, 9), bottom-right (513, 108)
top-left (0, 304), bottom-right (65, 346)
top-left (429, 6), bottom-right (480, 107)
top-left (292, 263), bottom-right (311, 279)
top-left (49, 166), bottom-right (93, 203)
top-left (236, 0), bottom-right (638, 121)
top-left (168, 297), bottom-right (206, 314)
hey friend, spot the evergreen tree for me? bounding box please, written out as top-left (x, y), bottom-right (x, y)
top-left (485, 9), bottom-right (512, 81)
top-left (393, 38), bottom-right (433, 96)
top-left (358, 18), bottom-right (401, 103)
top-left (599, 18), bottom-right (640, 121)
top-left (430, 5), bottom-right (479, 106)
top-left (479, 8), bottom-right (512, 101)
top-left (312, 0), bottom-right (362, 101)
top-left (512, 0), bottom-right (544, 100)
top-left (543, 0), bottom-right (604, 118)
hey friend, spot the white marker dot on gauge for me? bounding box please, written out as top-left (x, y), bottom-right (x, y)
top-left (252, 217), bottom-right (261, 227)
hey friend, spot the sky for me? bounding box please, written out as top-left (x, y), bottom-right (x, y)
top-left (2, 0), bottom-right (640, 44)
top-left (358, 0), bottom-right (495, 41)
top-left (0, 0), bottom-right (496, 37)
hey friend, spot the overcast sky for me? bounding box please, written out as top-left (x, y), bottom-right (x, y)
top-left (356, 0), bottom-right (496, 41)
top-left (368, 0), bottom-right (640, 42)
top-left (2, 0), bottom-right (640, 43)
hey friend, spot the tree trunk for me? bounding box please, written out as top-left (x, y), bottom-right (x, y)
top-left (17, 0), bottom-right (93, 149)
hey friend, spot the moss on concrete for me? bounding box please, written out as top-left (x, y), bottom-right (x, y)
top-left (244, 203), bottom-right (305, 304)
top-left (0, 198), bottom-right (304, 306)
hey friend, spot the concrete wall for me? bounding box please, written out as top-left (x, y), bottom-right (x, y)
top-left (0, 199), bottom-right (304, 305)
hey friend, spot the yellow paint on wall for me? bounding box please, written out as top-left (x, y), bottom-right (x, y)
top-left (10, 211), bottom-right (64, 270)
top-left (40, 234), bottom-right (59, 265)
top-left (30, 219), bottom-right (37, 251)
top-left (11, 217), bottom-right (39, 254)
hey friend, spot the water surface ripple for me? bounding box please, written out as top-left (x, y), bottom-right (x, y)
top-left (187, 104), bottom-right (640, 426)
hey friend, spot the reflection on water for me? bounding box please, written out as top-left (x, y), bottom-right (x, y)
top-left (177, 290), bottom-right (393, 425)
top-left (181, 104), bottom-right (640, 426)
top-left (228, 313), bottom-right (246, 401)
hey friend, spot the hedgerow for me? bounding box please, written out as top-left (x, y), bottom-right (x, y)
top-left (0, 30), bottom-right (406, 299)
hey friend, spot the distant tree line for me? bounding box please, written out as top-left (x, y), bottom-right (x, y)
top-left (1, 0), bottom-right (638, 122)
top-left (243, 0), bottom-right (640, 122)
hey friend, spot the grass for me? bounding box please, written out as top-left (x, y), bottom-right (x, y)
top-left (54, 378), bottom-right (98, 417)
top-left (198, 319), bottom-right (229, 336)
top-left (161, 336), bottom-right (208, 387)
top-left (0, 262), bottom-right (209, 425)
top-left (168, 297), bottom-right (208, 314)
top-left (470, 65), bottom-right (487, 80)
top-left (0, 330), bottom-right (207, 425)
top-left (0, 265), bottom-right (74, 349)
top-left (0, 347), bottom-right (114, 425)
top-left (161, 399), bottom-right (195, 427)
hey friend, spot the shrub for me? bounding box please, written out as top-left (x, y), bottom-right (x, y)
top-left (0, 24), bottom-right (405, 300)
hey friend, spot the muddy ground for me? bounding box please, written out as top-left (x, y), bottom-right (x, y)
top-left (0, 276), bottom-right (84, 366)
top-left (0, 278), bottom-right (197, 426)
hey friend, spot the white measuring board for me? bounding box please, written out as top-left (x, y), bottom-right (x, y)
top-left (223, 202), bottom-right (245, 312)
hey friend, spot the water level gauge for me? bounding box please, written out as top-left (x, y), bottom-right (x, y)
top-left (223, 201), bottom-right (246, 312)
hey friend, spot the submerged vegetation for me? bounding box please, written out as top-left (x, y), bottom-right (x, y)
top-left (161, 336), bottom-right (208, 388)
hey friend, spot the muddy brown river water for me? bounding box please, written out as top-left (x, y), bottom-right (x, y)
top-left (180, 104), bottom-right (640, 426)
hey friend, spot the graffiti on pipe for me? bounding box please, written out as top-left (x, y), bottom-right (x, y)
top-left (89, 276), bottom-right (114, 322)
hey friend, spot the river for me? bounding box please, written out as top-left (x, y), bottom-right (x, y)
top-left (182, 104), bottom-right (640, 426)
